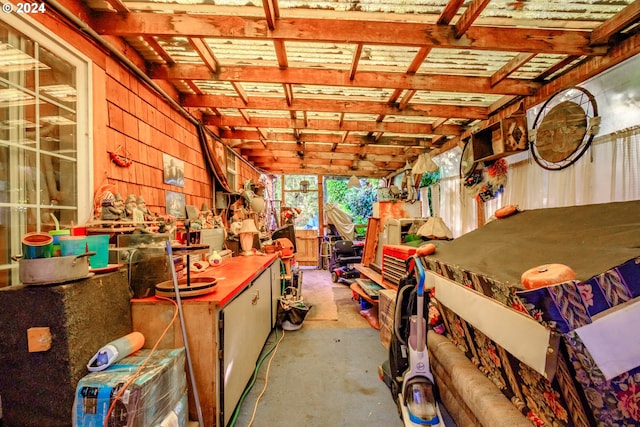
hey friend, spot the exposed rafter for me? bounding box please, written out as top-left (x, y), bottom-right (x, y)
top-left (66, 0), bottom-right (640, 178)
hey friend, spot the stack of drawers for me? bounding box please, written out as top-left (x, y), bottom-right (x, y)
top-left (381, 244), bottom-right (416, 287)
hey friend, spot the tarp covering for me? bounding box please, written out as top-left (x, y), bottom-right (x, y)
top-left (426, 200), bottom-right (640, 289)
top-left (324, 203), bottom-right (355, 240)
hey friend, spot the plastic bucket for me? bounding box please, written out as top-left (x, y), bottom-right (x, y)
top-left (86, 234), bottom-right (110, 269)
top-left (22, 232), bottom-right (53, 259)
top-left (59, 236), bottom-right (87, 257)
top-left (49, 229), bottom-right (71, 257)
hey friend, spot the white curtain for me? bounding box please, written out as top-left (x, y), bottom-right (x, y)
top-left (435, 126), bottom-right (640, 237)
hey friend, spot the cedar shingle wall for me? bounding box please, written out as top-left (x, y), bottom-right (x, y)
top-left (31, 11), bottom-right (261, 218)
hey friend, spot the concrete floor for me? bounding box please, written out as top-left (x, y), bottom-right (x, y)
top-left (231, 266), bottom-right (457, 427)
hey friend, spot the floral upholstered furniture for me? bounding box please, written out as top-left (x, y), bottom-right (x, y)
top-left (420, 200), bottom-right (640, 427)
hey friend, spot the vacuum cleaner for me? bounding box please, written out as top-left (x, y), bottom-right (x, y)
top-left (380, 255), bottom-right (444, 426)
top-left (398, 256), bottom-right (443, 426)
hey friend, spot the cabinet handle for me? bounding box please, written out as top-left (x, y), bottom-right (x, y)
top-left (251, 290), bottom-right (260, 305)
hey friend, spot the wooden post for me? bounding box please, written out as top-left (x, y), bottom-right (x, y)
top-left (476, 198), bottom-right (485, 228)
top-left (317, 174), bottom-right (324, 236)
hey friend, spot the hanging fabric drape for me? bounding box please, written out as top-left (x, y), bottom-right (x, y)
top-left (324, 203), bottom-right (356, 240)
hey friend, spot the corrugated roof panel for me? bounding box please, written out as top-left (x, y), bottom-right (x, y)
top-left (237, 82), bottom-right (285, 97)
top-left (285, 41), bottom-right (354, 70)
top-left (117, 0), bottom-right (633, 27)
top-left (411, 90), bottom-right (502, 106)
top-left (203, 38), bottom-right (278, 66)
top-left (194, 80), bottom-right (237, 95)
top-left (479, 0), bottom-right (634, 24)
top-left (279, 0), bottom-right (448, 14)
top-left (418, 49), bottom-right (520, 76)
top-left (383, 114), bottom-right (436, 125)
top-left (510, 53), bottom-right (571, 79)
top-left (216, 108), bottom-right (243, 116)
top-left (305, 111), bottom-right (342, 120)
top-left (157, 37), bottom-right (201, 64)
top-left (244, 109), bottom-right (291, 118)
top-left (293, 84), bottom-right (394, 101)
top-left (358, 45), bottom-right (423, 72)
top-left (124, 36), bottom-right (162, 62)
top-left (343, 113), bottom-right (381, 122)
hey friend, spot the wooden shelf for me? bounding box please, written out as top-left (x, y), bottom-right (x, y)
top-left (354, 263), bottom-right (397, 291)
top-left (471, 116), bottom-right (528, 163)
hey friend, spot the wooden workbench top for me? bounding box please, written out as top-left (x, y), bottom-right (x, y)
top-left (132, 253), bottom-right (278, 308)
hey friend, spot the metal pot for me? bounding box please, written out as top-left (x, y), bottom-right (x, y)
top-left (14, 252), bottom-right (95, 285)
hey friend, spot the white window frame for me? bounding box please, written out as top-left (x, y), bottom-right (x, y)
top-left (0, 12), bottom-right (92, 283)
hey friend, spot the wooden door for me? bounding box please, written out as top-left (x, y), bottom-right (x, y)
top-left (295, 229), bottom-right (319, 267)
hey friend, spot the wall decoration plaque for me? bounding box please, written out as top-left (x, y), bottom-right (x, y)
top-left (531, 86), bottom-right (599, 170)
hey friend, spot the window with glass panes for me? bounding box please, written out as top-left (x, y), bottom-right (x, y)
top-left (0, 15), bottom-right (90, 287)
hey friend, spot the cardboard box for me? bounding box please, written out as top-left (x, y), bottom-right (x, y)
top-left (378, 288), bottom-right (398, 349)
top-left (74, 348), bottom-right (186, 427)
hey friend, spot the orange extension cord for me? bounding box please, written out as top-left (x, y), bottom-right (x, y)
top-left (102, 295), bottom-right (179, 427)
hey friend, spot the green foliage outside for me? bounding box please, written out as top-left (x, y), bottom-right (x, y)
top-left (274, 172), bottom-right (441, 230)
top-left (324, 178), bottom-right (380, 225)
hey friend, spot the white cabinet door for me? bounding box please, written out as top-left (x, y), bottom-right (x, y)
top-left (220, 269), bottom-right (272, 426)
top-left (271, 260), bottom-right (283, 327)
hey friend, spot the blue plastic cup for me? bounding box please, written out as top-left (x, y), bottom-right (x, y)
top-left (59, 236), bottom-right (87, 257)
top-left (86, 234), bottom-right (110, 269)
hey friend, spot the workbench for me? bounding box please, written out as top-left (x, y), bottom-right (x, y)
top-left (131, 254), bottom-right (281, 427)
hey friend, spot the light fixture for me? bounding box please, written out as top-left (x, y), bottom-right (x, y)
top-left (347, 175), bottom-right (361, 188)
top-left (299, 180), bottom-right (310, 193)
top-left (238, 219), bottom-right (259, 256)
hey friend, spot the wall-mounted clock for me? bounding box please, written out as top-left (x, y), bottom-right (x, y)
top-left (531, 86), bottom-right (599, 170)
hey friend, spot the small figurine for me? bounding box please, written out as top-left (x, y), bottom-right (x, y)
top-left (101, 193), bottom-right (125, 221)
top-left (198, 202), bottom-right (212, 228)
top-left (124, 194), bottom-right (145, 224)
top-left (136, 196), bottom-right (156, 222)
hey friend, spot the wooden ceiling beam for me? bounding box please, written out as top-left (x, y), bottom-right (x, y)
top-left (251, 155), bottom-right (402, 168)
top-left (143, 36), bottom-right (174, 65)
top-left (454, 0), bottom-right (491, 38)
top-left (230, 82), bottom-right (249, 104)
top-left (591, 1), bottom-right (640, 45)
top-left (398, 90), bottom-right (417, 110)
top-left (153, 64), bottom-right (540, 96)
top-left (407, 47), bottom-right (431, 74)
top-left (185, 81), bottom-right (203, 95)
top-left (103, 0), bottom-right (129, 13)
top-left (273, 40), bottom-right (288, 68)
top-left (534, 55), bottom-right (581, 82)
top-left (261, 0), bottom-right (279, 30)
top-left (182, 94), bottom-right (489, 119)
top-left (438, 0), bottom-right (465, 25)
top-left (188, 38), bottom-right (218, 73)
top-left (205, 116), bottom-right (462, 135)
top-left (243, 150), bottom-right (406, 163)
top-left (283, 83), bottom-right (293, 105)
top-left (525, 29), bottom-right (640, 109)
top-left (239, 109), bottom-right (251, 123)
top-left (92, 13), bottom-right (605, 56)
top-left (250, 161), bottom-right (394, 176)
top-left (490, 53), bottom-right (537, 87)
top-left (350, 44), bottom-right (363, 80)
top-left (221, 132), bottom-right (433, 150)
